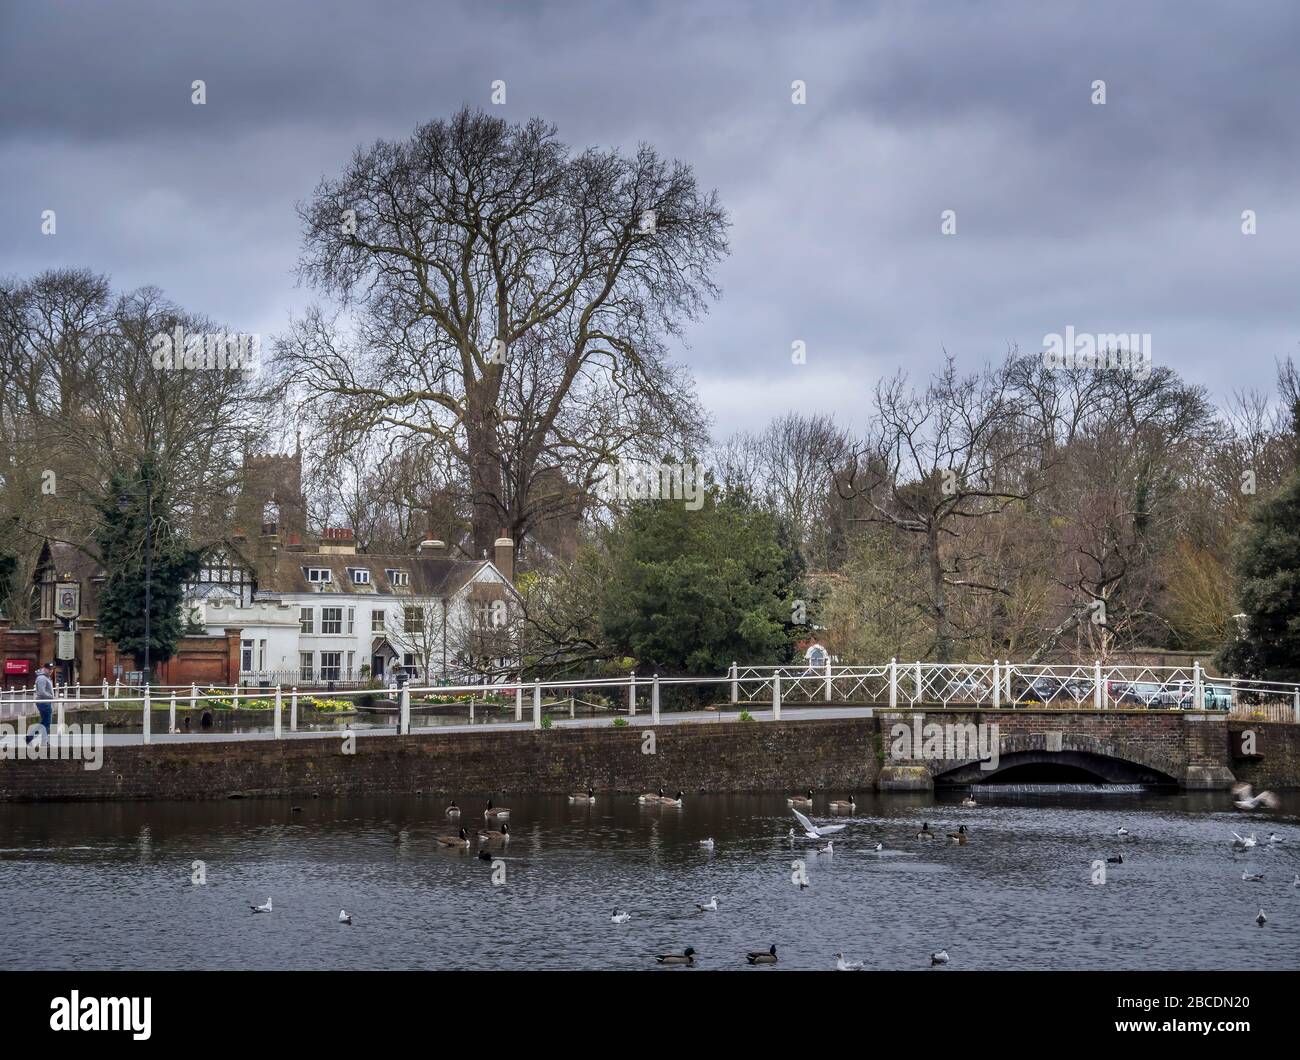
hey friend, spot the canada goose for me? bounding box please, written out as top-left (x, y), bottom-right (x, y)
top-left (1116, 827), bottom-right (1129, 837)
top-left (916, 822), bottom-right (935, 840)
top-left (835, 952), bottom-right (863, 971)
top-left (436, 827), bottom-right (470, 848)
top-left (947, 825), bottom-right (968, 844)
top-left (478, 823), bottom-right (510, 843)
top-left (611, 911), bottom-right (631, 924)
top-left (961, 796), bottom-right (976, 808)
top-left (930, 949), bottom-right (949, 965)
top-left (445, 801), bottom-right (461, 818)
top-left (695, 896), bottom-right (719, 913)
top-left (1233, 783), bottom-right (1280, 811)
top-left (792, 807), bottom-right (846, 839)
top-left (656, 790), bottom-right (685, 807)
top-left (483, 799), bottom-right (510, 820)
top-left (338, 910), bottom-right (352, 925)
top-left (1242, 870), bottom-right (1264, 882)
top-left (1107, 854), bottom-right (1123, 864)
top-left (250, 898), bottom-right (272, 913)
top-left (816, 840), bottom-right (834, 856)
top-left (569, 786), bottom-right (596, 804)
top-left (655, 947), bottom-right (696, 965)
top-left (700, 838), bottom-right (715, 850)
top-left (1232, 832), bottom-right (1257, 850)
top-left (638, 787), bottom-right (665, 804)
top-left (788, 789), bottom-right (815, 808)
top-left (1256, 909), bottom-right (1267, 926)
top-left (828, 794), bottom-right (856, 812)
top-left (746, 944), bottom-right (778, 965)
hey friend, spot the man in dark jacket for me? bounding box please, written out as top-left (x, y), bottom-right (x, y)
top-left (26, 662), bottom-right (55, 745)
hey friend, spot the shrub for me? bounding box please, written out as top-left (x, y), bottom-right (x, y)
top-left (738, 709), bottom-right (755, 722)
top-left (612, 716), bottom-right (629, 727)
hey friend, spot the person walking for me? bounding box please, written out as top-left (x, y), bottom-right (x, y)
top-left (26, 662), bottom-right (55, 745)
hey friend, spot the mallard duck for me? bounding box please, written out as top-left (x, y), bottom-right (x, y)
top-left (436, 827), bottom-right (470, 848)
top-left (478, 823), bottom-right (510, 843)
top-left (638, 787), bottom-right (665, 804)
top-left (916, 822), bottom-right (935, 840)
top-left (338, 910), bottom-right (352, 925)
top-left (483, 798), bottom-right (510, 820)
top-left (249, 898), bottom-right (272, 913)
top-left (961, 795), bottom-right (976, 808)
top-left (445, 801), bottom-right (461, 819)
top-left (947, 825), bottom-right (968, 844)
top-left (828, 794), bottom-right (856, 812)
top-left (655, 947), bottom-right (696, 965)
top-left (746, 944), bottom-right (778, 965)
top-left (657, 790), bottom-right (684, 807)
top-left (569, 786), bottom-right (596, 804)
top-left (787, 789), bottom-right (814, 808)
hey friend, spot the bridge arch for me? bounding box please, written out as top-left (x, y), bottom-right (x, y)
top-left (930, 733), bottom-right (1181, 786)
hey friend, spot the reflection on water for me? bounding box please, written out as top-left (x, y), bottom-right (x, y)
top-left (0, 790), bottom-right (1296, 970)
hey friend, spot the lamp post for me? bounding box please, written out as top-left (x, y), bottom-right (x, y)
top-left (118, 471), bottom-right (153, 687)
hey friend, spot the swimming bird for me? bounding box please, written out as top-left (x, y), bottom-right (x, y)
top-left (1242, 870), bottom-right (1264, 882)
top-left (835, 952), bottom-right (863, 971)
top-left (695, 896), bottom-right (719, 913)
top-left (655, 947), bottom-right (696, 965)
top-left (1116, 827), bottom-right (1129, 837)
top-left (435, 827), bottom-right (470, 848)
top-left (916, 822), bottom-right (935, 840)
top-left (930, 949), bottom-right (949, 965)
top-left (611, 911), bottom-right (631, 924)
top-left (787, 788), bottom-right (814, 808)
top-left (656, 790), bottom-right (685, 807)
top-left (961, 795), bottom-right (976, 808)
top-left (445, 801), bottom-right (461, 818)
top-left (477, 848), bottom-right (493, 861)
top-left (478, 823), bottom-right (509, 843)
top-left (338, 910), bottom-right (352, 925)
top-left (483, 798), bottom-right (510, 820)
top-left (947, 825), bottom-right (968, 844)
top-left (1256, 909), bottom-right (1267, 926)
top-left (638, 787), bottom-right (665, 804)
top-left (1233, 783), bottom-right (1280, 811)
top-left (1107, 854), bottom-right (1123, 864)
top-left (746, 944), bottom-right (778, 965)
top-left (700, 838), bottom-right (715, 850)
top-left (250, 898), bottom-right (272, 913)
top-left (791, 806), bottom-right (847, 839)
top-left (816, 840), bottom-right (834, 856)
top-left (1292, 874), bottom-right (1299, 887)
top-left (828, 794), bottom-right (856, 812)
top-left (1267, 832), bottom-right (1284, 844)
top-left (1232, 832), bottom-right (1257, 850)
top-left (569, 786), bottom-right (596, 804)
top-left (871, 841), bottom-right (884, 852)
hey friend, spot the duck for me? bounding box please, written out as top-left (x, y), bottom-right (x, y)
top-left (611, 910), bottom-right (631, 924)
top-left (338, 910), bottom-right (352, 925)
top-left (249, 898), bottom-right (272, 913)
top-left (1256, 909), bottom-right (1268, 926)
top-left (787, 789), bottom-right (815, 809)
top-left (1107, 853), bottom-right (1123, 864)
top-left (656, 790), bottom-right (685, 807)
top-left (699, 838), bottom-right (715, 850)
top-left (695, 895), bottom-right (719, 913)
top-left (947, 825), bottom-right (968, 844)
top-left (638, 787), bottom-right (666, 805)
top-left (961, 795), bottom-right (976, 808)
top-left (835, 952), bottom-right (863, 971)
top-left (930, 949), bottom-right (949, 966)
top-left (477, 848), bottom-right (494, 861)
top-left (478, 823), bottom-right (510, 843)
top-left (445, 801), bottom-right (461, 819)
top-left (435, 827), bottom-right (470, 848)
top-left (746, 944), bottom-right (778, 965)
top-left (816, 840), bottom-right (834, 856)
top-left (655, 947), bottom-right (696, 965)
top-left (483, 798), bottom-right (510, 820)
top-left (916, 822), bottom-right (935, 840)
top-left (1242, 870), bottom-right (1264, 882)
top-left (828, 794), bottom-right (856, 812)
top-left (569, 786), bottom-right (596, 804)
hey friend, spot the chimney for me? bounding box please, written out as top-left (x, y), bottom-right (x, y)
top-left (417, 539), bottom-right (448, 556)
top-left (320, 527), bottom-right (356, 555)
top-left (494, 529), bottom-right (514, 585)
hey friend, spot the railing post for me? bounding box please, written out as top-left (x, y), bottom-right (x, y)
top-left (470, 698), bottom-right (476, 723)
top-left (824, 655), bottom-right (833, 702)
top-left (273, 685), bottom-right (283, 739)
top-left (914, 661), bottom-right (922, 704)
top-left (1094, 659), bottom-right (1103, 710)
top-left (889, 658), bottom-right (898, 709)
top-left (1293, 687), bottom-right (1299, 724)
top-left (773, 671), bottom-right (782, 721)
top-left (1004, 663), bottom-right (1012, 702)
top-left (290, 688), bottom-right (299, 732)
top-left (515, 682), bottom-right (523, 721)
top-left (1193, 660), bottom-right (1203, 711)
top-left (190, 682), bottom-right (198, 720)
top-left (56, 685), bottom-right (65, 737)
top-left (730, 661), bottom-right (738, 705)
top-left (570, 696), bottom-right (575, 719)
top-left (399, 682), bottom-right (411, 735)
top-left (142, 685), bottom-right (151, 745)
top-left (533, 679), bottom-right (542, 730)
top-left (651, 674), bottom-right (660, 725)
top-left (101, 679), bottom-right (109, 706)
top-left (628, 671), bottom-right (637, 716)
top-left (992, 660), bottom-right (1000, 709)
top-left (168, 691), bottom-right (177, 734)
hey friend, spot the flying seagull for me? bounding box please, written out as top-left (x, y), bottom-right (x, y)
top-left (791, 806), bottom-right (847, 840)
top-left (1233, 783), bottom-right (1280, 811)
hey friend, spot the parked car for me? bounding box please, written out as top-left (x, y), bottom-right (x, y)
top-left (1024, 676), bottom-right (1092, 703)
top-left (1150, 681), bottom-right (1233, 710)
top-left (939, 675), bottom-right (990, 701)
top-left (1107, 680), bottom-right (1163, 706)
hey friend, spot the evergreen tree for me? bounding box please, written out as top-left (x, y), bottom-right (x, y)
top-left (1217, 470), bottom-right (1300, 682)
top-left (94, 458), bottom-right (201, 676)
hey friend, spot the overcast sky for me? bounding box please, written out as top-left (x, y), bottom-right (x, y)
top-left (3, 0), bottom-right (1298, 439)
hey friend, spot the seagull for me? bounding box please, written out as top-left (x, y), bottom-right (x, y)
top-left (250, 898), bottom-right (272, 913)
top-left (700, 838), bottom-right (715, 850)
top-left (1256, 909), bottom-right (1267, 926)
top-left (930, 950), bottom-right (949, 965)
top-left (871, 841), bottom-right (883, 852)
top-left (961, 795), bottom-right (976, 807)
top-left (1242, 870), bottom-right (1265, 882)
top-left (1292, 874), bottom-right (1299, 888)
top-left (791, 806), bottom-right (847, 839)
top-left (816, 840), bottom-right (834, 856)
top-left (1232, 832), bottom-right (1257, 850)
top-left (1233, 783), bottom-right (1280, 811)
top-left (1116, 827), bottom-right (1129, 837)
top-left (611, 911), bottom-right (631, 924)
top-left (1267, 833), bottom-right (1284, 844)
top-left (695, 896), bottom-right (719, 913)
top-left (835, 952), bottom-right (863, 971)
top-left (338, 910), bottom-right (352, 925)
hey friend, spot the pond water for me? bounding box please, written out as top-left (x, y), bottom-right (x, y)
top-left (0, 790), bottom-right (1296, 970)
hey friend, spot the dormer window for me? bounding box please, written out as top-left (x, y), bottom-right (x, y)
top-left (386, 568), bottom-right (410, 587)
top-left (349, 568), bottom-right (371, 585)
top-left (307, 567), bottom-right (332, 584)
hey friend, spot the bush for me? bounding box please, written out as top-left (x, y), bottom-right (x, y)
top-left (738, 709), bottom-right (755, 722)
top-left (612, 716), bottom-right (629, 727)
top-left (540, 716), bottom-right (553, 730)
